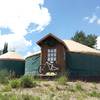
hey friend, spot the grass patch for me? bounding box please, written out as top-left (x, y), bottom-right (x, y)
top-left (75, 82), bottom-right (83, 91)
top-left (48, 86), bottom-right (55, 92)
top-left (22, 94), bottom-right (40, 100)
top-left (0, 69), bottom-right (9, 84)
top-left (0, 93), bottom-right (40, 100)
top-left (57, 76), bottom-right (68, 85)
top-left (67, 85), bottom-right (76, 92)
top-left (10, 79), bottom-right (20, 88)
top-left (2, 85), bottom-right (12, 92)
top-left (89, 91), bottom-right (100, 98)
top-left (20, 75), bottom-right (37, 88)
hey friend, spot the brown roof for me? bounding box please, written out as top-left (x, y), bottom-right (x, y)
top-left (37, 33), bottom-right (65, 46)
top-left (0, 52), bottom-right (24, 60)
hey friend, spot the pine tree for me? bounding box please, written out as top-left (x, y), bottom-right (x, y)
top-left (3, 43), bottom-right (8, 54)
top-left (71, 31), bottom-right (97, 48)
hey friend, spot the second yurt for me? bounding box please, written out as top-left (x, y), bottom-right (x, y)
top-left (25, 51), bottom-right (41, 75)
top-left (0, 52), bottom-right (25, 76)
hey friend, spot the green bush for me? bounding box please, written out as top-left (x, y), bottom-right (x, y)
top-left (20, 75), bottom-right (37, 88)
top-left (0, 93), bottom-right (9, 100)
top-left (10, 79), bottom-right (20, 88)
top-left (89, 91), bottom-right (100, 98)
top-left (0, 69), bottom-right (9, 84)
top-left (57, 76), bottom-right (68, 85)
top-left (2, 85), bottom-right (12, 92)
top-left (22, 94), bottom-right (40, 100)
top-left (75, 82), bottom-right (83, 91)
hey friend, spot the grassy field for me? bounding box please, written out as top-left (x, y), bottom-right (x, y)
top-left (0, 70), bottom-right (100, 100)
top-left (0, 75), bottom-right (100, 100)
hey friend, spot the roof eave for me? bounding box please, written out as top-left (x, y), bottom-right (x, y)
top-left (36, 33), bottom-right (68, 50)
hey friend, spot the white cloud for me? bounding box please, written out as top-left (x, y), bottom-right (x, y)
top-left (96, 6), bottom-right (100, 10)
top-left (96, 36), bottom-right (100, 50)
top-left (97, 19), bottom-right (100, 24)
top-left (24, 49), bottom-right (41, 58)
top-left (0, 34), bottom-right (32, 52)
top-left (24, 51), bottom-right (33, 58)
top-left (84, 16), bottom-right (89, 20)
top-left (0, 0), bottom-right (51, 54)
top-left (89, 15), bottom-right (97, 23)
top-left (84, 6), bottom-right (100, 25)
top-left (84, 15), bottom-right (97, 24)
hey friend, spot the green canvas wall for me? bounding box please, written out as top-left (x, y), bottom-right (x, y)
top-left (66, 52), bottom-right (100, 78)
top-left (25, 54), bottom-right (40, 75)
top-left (25, 52), bottom-right (100, 79)
top-left (0, 59), bottom-right (25, 76)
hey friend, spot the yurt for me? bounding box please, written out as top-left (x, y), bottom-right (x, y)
top-left (25, 51), bottom-right (41, 75)
top-left (0, 52), bottom-right (25, 76)
top-left (25, 33), bottom-right (100, 81)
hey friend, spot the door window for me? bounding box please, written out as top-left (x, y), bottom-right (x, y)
top-left (47, 49), bottom-right (57, 63)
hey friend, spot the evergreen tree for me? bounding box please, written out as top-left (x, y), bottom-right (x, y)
top-left (3, 43), bottom-right (8, 54)
top-left (71, 31), bottom-right (97, 48)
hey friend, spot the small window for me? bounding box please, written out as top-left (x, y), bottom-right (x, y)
top-left (47, 49), bottom-right (57, 63)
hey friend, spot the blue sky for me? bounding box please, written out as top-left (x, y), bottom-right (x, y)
top-left (43, 0), bottom-right (100, 37)
top-left (0, 0), bottom-right (100, 57)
